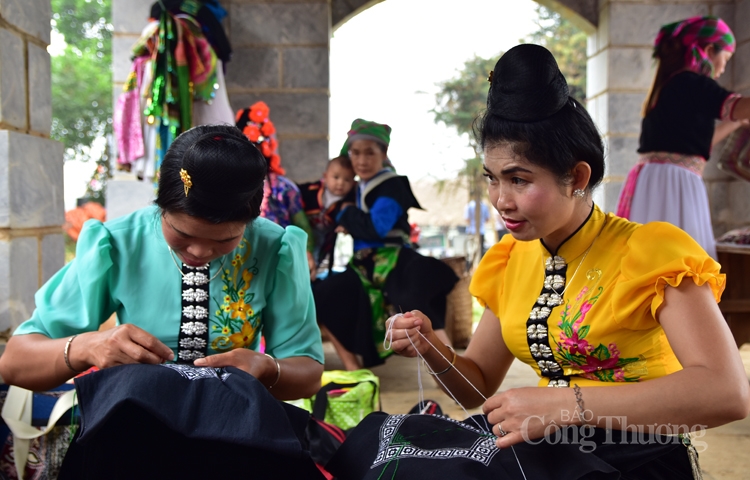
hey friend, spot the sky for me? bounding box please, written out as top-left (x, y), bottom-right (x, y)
top-left (60, 0), bottom-right (539, 209)
top-left (329, 0), bottom-right (539, 181)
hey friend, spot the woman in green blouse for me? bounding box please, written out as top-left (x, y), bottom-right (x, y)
top-left (0, 124), bottom-right (324, 400)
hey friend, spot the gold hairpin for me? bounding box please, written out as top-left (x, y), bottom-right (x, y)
top-left (180, 168), bottom-right (192, 197)
top-left (487, 71), bottom-right (494, 83)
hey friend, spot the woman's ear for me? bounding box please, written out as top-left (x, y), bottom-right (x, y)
top-left (571, 161), bottom-right (592, 192)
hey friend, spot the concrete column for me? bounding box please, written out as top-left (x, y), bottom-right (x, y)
top-left (586, 0), bottom-right (735, 216)
top-left (224, 0), bottom-right (330, 182)
top-left (705, 0), bottom-right (750, 236)
top-left (0, 0), bottom-right (64, 333)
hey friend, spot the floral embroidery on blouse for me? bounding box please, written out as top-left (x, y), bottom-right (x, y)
top-left (554, 286), bottom-right (644, 382)
top-left (210, 239), bottom-right (261, 352)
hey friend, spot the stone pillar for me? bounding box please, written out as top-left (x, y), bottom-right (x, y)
top-left (705, 0), bottom-right (750, 236)
top-left (586, 0), bottom-right (734, 214)
top-left (224, 0), bottom-right (330, 182)
top-left (0, 0), bottom-right (64, 333)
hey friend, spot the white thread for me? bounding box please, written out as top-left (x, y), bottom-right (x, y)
top-left (385, 316), bottom-right (528, 480)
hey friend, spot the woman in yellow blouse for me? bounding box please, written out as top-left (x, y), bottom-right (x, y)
top-left (389, 44), bottom-right (749, 477)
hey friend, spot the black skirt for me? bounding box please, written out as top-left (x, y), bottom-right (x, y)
top-left (313, 248), bottom-right (459, 367)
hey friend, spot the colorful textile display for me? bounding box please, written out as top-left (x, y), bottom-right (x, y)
top-left (113, 4), bottom-right (234, 182)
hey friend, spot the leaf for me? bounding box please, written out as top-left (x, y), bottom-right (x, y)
top-left (592, 344), bottom-right (610, 361)
top-left (578, 325), bottom-right (590, 339)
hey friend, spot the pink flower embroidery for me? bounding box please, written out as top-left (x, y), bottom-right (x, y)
top-left (581, 355), bottom-right (620, 373)
top-left (561, 331), bottom-right (591, 356)
top-left (575, 286), bottom-right (589, 301)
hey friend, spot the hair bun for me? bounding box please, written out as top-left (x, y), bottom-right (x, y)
top-left (487, 44), bottom-right (569, 122)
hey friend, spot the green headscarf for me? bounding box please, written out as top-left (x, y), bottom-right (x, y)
top-left (339, 119), bottom-right (392, 157)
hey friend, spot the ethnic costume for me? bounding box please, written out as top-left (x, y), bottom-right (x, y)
top-left (298, 179), bottom-right (355, 272)
top-left (313, 170), bottom-right (458, 367)
top-left (616, 16), bottom-right (740, 259)
top-left (467, 205), bottom-right (723, 476)
top-left (13, 206), bottom-right (324, 364)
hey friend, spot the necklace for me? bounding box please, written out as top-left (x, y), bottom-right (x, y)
top-left (169, 248), bottom-right (226, 283)
top-left (542, 218), bottom-right (606, 298)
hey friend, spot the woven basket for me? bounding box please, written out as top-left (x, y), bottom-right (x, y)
top-left (441, 256), bottom-right (473, 349)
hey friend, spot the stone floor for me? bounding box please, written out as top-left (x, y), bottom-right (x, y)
top-left (323, 342), bottom-right (750, 479)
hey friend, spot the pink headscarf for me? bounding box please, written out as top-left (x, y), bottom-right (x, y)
top-left (654, 16), bottom-right (735, 76)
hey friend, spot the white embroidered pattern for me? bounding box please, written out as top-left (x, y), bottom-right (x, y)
top-left (182, 288), bottom-right (208, 303)
top-left (372, 414), bottom-right (499, 467)
top-left (182, 305), bottom-right (208, 320)
top-left (179, 338), bottom-right (207, 349)
top-left (183, 272), bottom-right (209, 286)
top-left (181, 322), bottom-right (208, 336)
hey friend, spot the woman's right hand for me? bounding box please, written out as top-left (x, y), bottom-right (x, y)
top-left (74, 324), bottom-right (174, 370)
top-left (386, 310), bottom-right (436, 358)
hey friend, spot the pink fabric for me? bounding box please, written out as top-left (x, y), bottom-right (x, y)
top-left (615, 163), bottom-right (646, 219)
top-left (113, 56), bottom-right (148, 167)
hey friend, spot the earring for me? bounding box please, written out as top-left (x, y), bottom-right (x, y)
top-left (573, 188), bottom-right (585, 199)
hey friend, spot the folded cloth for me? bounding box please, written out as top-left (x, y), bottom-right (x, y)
top-left (59, 363), bottom-right (324, 480)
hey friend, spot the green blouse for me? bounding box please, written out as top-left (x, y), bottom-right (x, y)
top-left (14, 206), bottom-right (324, 363)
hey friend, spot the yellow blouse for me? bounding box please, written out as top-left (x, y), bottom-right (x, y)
top-left (469, 206), bottom-right (725, 388)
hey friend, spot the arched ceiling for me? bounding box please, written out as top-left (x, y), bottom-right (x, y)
top-left (332, 0), bottom-right (597, 34)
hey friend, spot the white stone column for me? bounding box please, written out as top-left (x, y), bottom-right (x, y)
top-left (0, 0), bottom-right (64, 333)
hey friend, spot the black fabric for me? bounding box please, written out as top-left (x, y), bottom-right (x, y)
top-left (338, 176), bottom-right (421, 244)
top-left (639, 71), bottom-right (733, 159)
top-left (59, 364), bottom-right (324, 479)
top-left (326, 412), bottom-right (695, 480)
top-left (313, 249), bottom-right (459, 368)
top-left (306, 416), bottom-right (348, 467)
top-left (487, 44), bottom-right (569, 122)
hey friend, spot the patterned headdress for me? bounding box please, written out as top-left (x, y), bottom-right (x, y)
top-left (654, 16), bottom-right (735, 76)
top-left (339, 119), bottom-right (392, 157)
top-left (235, 101), bottom-right (284, 175)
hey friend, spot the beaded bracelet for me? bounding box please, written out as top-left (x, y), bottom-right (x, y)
top-left (425, 345), bottom-right (457, 376)
top-left (64, 335), bottom-right (82, 373)
top-left (264, 353), bottom-right (281, 388)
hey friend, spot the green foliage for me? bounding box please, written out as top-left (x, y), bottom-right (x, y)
top-left (526, 5), bottom-right (587, 101)
top-left (51, 0), bottom-right (113, 161)
top-left (432, 54), bottom-right (497, 156)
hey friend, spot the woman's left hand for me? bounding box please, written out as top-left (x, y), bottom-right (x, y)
top-left (482, 387), bottom-right (573, 447)
top-left (194, 349), bottom-right (277, 387)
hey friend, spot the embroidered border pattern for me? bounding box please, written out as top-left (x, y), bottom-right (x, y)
top-left (161, 364), bottom-right (232, 381)
top-left (372, 414), bottom-right (499, 467)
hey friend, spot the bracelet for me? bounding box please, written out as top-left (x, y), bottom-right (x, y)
top-left (425, 345), bottom-right (456, 376)
top-left (264, 353), bottom-right (281, 388)
top-left (573, 383), bottom-right (587, 424)
top-left (64, 335), bottom-right (83, 373)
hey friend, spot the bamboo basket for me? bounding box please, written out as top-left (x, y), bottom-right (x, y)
top-left (441, 256), bottom-right (473, 349)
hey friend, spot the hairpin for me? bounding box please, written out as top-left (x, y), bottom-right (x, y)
top-left (180, 168), bottom-right (192, 197)
top-left (487, 71), bottom-right (494, 83)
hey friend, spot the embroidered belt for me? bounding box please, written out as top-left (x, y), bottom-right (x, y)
top-left (637, 152), bottom-right (705, 176)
